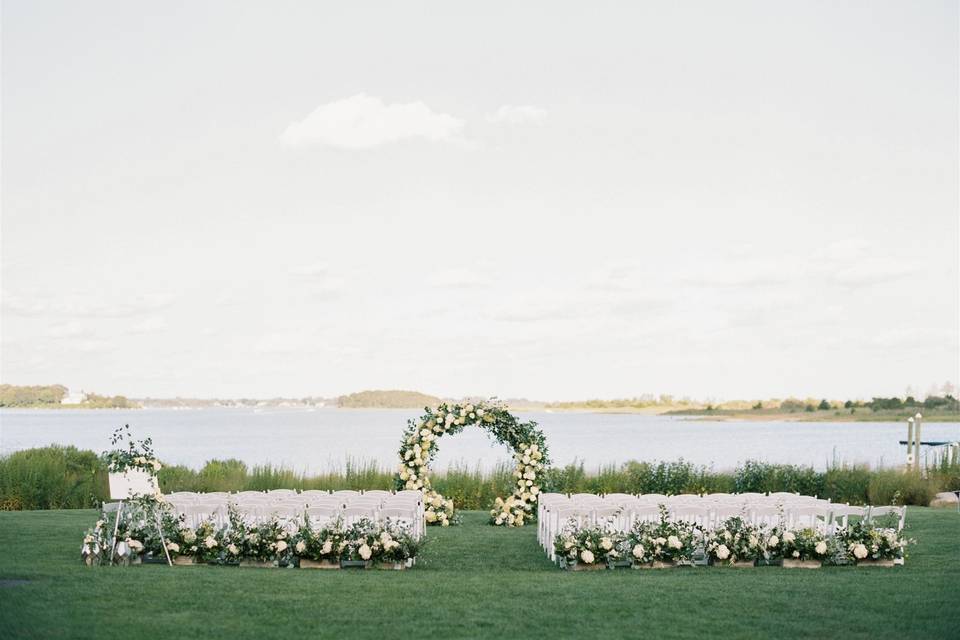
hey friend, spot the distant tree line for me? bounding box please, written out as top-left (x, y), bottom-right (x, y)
top-left (0, 385), bottom-right (135, 408)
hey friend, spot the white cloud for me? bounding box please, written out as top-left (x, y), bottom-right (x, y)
top-left (486, 104), bottom-right (548, 125)
top-left (127, 317), bottom-right (167, 334)
top-left (2, 293), bottom-right (174, 318)
top-left (427, 268), bottom-right (494, 289)
top-left (279, 94), bottom-right (465, 149)
top-left (829, 262), bottom-right (918, 287)
top-left (289, 262), bottom-right (345, 295)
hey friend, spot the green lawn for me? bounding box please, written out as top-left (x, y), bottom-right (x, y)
top-left (1, 509), bottom-right (958, 639)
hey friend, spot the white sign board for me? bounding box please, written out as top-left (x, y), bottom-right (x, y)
top-left (108, 469), bottom-right (159, 500)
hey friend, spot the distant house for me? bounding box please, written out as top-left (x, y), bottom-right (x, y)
top-left (61, 389), bottom-right (87, 404)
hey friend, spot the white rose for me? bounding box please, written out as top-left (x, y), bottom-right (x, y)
top-left (667, 535), bottom-right (681, 550)
top-left (204, 536), bottom-right (217, 549)
top-left (656, 537), bottom-right (666, 546)
top-left (477, 409), bottom-right (485, 416)
top-left (716, 544), bottom-right (730, 560)
top-left (853, 544), bottom-right (868, 560)
top-left (815, 541), bottom-right (828, 555)
top-left (600, 537), bottom-right (613, 550)
top-left (432, 496), bottom-right (443, 508)
top-left (321, 540), bottom-right (333, 555)
top-left (792, 550), bottom-right (800, 558)
top-left (564, 540), bottom-right (574, 550)
top-left (632, 544), bottom-right (645, 559)
top-left (783, 531), bottom-right (796, 543)
top-left (767, 535), bottom-right (779, 548)
top-left (166, 542), bottom-right (180, 553)
top-left (358, 544), bottom-right (372, 560)
top-left (580, 549), bottom-right (595, 564)
top-left (276, 540), bottom-right (288, 553)
top-left (227, 543), bottom-right (239, 555)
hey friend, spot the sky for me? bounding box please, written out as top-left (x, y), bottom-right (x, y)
top-left (1, 1), bottom-right (958, 401)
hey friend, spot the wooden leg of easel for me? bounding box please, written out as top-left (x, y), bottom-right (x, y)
top-left (155, 509), bottom-right (173, 566)
top-left (110, 500), bottom-right (124, 566)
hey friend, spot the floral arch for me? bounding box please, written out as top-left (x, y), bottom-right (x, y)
top-left (394, 400), bottom-right (549, 527)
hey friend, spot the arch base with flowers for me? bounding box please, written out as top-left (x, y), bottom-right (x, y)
top-left (394, 400), bottom-right (550, 527)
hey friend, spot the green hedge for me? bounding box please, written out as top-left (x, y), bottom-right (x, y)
top-left (1, 446), bottom-right (956, 511)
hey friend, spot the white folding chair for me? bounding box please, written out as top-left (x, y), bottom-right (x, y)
top-left (341, 506), bottom-right (377, 526)
top-left (549, 509), bottom-right (591, 561)
top-left (669, 504), bottom-right (710, 527)
top-left (867, 506), bottom-right (906, 532)
top-left (362, 490), bottom-right (393, 499)
top-left (786, 505), bottom-right (831, 532)
top-left (592, 505), bottom-right (625, 531)
top-left (267, 489), bottom-right (299, 501)
top-left (166, 492), bottom-right (199, 504)
top-left (304, 506), bottom-right (339, 529)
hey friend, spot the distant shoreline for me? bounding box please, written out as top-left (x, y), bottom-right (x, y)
top-left (3, 404), bottom-right (957, 424)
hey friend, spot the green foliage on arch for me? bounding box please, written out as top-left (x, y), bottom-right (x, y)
top-left (394, 399), bottom-right (550, 527)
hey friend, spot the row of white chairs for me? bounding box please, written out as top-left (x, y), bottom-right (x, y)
top-left (537, 493), bottom-right (906, 559)
top-left (170, 501), bottom-right (424, 539)
top-left (165, 489), bottom-right (403, 505)
top-left (163, 490), bottom-right (426, 538)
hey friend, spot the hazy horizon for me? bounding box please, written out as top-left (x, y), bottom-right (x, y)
top-left (2, 1), bottom-right (958, 401)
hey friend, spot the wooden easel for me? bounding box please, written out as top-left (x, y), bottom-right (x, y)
top-left (108, 470), bottom-right (173, 566)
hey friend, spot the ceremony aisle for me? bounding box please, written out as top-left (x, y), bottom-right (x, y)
top-left (1, 509), bottom-right (958, 638)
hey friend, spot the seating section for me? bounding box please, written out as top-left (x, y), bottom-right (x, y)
top-left (163, 489), bottom-right (425, 539)
top-left (537, 492), bottom-right (905, 562)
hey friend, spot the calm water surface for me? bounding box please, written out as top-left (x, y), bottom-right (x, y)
top-left (1, 408), bottom-right (957, 473)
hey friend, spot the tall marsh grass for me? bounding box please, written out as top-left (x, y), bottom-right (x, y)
top-left (1, 446), bottom-right (957, 511)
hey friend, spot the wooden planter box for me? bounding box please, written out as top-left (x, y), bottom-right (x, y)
top-left (783, 559), bottom-right (821, 569)
top-left (172, 556), bottom-right (195, 566)
top-left (566, 561), bottom-right (605, 571)
top-left (300, 559), bottom-right (340, 570)
top-left (240, 559), bottom-right (277, 568)
top-left (713, 560), bottom-right (755, 567)
top-left (633, 560), bottom-right (674, 569)
top-left (857, 558), bottom-right (896, 567)
top-left (340, 559), bottom-right (373, 569)
top-left (375, 561), bottom-right (409, 571)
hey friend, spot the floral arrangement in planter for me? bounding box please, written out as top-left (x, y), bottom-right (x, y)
top-left (553, 520), bottom-right (622, 570)
top-left (639, 506), bottom-right (697, 566)
top-left (394, 400), bottom-right (549, 527)
top-left (341, 518), bottom-right (381, 567)
top-left (704, 516), bottom-right (764, 566)
top-left (101, 425), bottom-right (163, 476)
top-left (841, 521), bottom-right (912, 566)
top-left (293, 518), bottom-right (345, 569)
top-left (375, 521), bottom-right (421, 570)
top-left (778, 528), bottom-right (829, 568)
top-left (624, 522), bottom-right (656, 567)
top-left (191, 519), bottom-right (222, 564)
top-left (241, 517), bottom-right (292, 567)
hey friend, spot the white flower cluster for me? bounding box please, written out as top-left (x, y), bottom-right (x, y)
top-left (490, 443), bottom-right (544, 527)
top-left (423, 489), bottom-right (454, 527)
